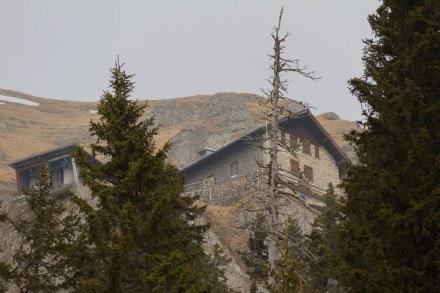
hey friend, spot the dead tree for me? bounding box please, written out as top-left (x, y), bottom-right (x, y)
top-left (262, 7), bottom-right (319, 289)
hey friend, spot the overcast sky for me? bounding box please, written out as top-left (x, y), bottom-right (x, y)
top-left (1, 1), bottom-right (379, 121)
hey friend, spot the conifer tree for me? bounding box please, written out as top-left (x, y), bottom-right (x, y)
top-left (339, 1), bottom-right (440, 291)
top-left (307, 183), bottom-right (340, 291)
top-left (242, 214), bottom-right (268, 290)
top-left (268, 217), bottom-right (308, 293)
top-left (0, 264), bottom-right (11, 293)
top-left (4, 163), bottom-right (85, 292)
top-left (73, 59), bottom-right (228, 292)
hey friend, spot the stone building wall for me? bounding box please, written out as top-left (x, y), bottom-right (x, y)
top-left (277, 133), bottom-right (341, 193)
top-left (184, 172), bottom-right (264, 206)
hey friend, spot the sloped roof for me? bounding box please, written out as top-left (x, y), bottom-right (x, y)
top-left (180, 108), bottom-right (349, 177)
top-left (9, 143), bottom-right (100, 169)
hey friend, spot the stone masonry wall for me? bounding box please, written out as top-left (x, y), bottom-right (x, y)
top-left (277, 126), bottom-right (342, 195)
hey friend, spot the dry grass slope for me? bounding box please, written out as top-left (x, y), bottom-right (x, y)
top-left (0, 89), bottom-right (357, 194)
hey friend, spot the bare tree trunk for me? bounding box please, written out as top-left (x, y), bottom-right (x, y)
top-left (265, 7), bottom-right (319, 290)
top-left (267, 17), bottom-right (282, 287)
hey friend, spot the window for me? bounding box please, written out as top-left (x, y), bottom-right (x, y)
top-left (304, 165), bottom-right (313, 181)
top-left (290, 159), bottom-right (300, 174)
top-left (302, 139), bottom-right (311, 155)
top-left (54, 168), bottom-right (64, 187)
top-left (230, 161), bottom-right (238, 176)
top-left (290, 135), bottom-right (299, 150)
top-left (280, 130), bottom-right (286, 145)
top-left (315, 145), bottom-right (320, 159)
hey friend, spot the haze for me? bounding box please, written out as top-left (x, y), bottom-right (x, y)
top-left (0, 1), bottom-right (378, 121)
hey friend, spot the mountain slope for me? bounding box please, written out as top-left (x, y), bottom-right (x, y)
top-left (0, 89), bottom-right (357, 194)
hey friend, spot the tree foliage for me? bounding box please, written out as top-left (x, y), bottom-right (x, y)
top-left (73, 59), bottom-right (228, 292)
top-left (268, 217), bottom-right (308, 293)
top-left (3, 163), bottom-right (85, 292)
top-left (0, 262), bottom-right (11, 293)
top-left (244, 215), bottom-right (314, 293)
top-left (307, 183), bottom-right (341, 291)
top-left (242, 214), bottom-right (268, 290)
top-left (339, 0), bottom-right (440, 291)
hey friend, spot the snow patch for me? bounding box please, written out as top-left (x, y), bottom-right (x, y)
top-left (0, 94), bottom-right (40, 106)
top-left (89, 110), bottom-right (98, 114)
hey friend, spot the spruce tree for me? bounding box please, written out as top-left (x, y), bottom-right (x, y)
top-left (242, 214), bottom-right (268, 290)
top-left (307, 183), bottom-right (340, 291)
top-left (339, 1), bottom-right (440, 291)
top-left (268, 217), bottom-right (308, 293)
top-left (5, 163), bottom-right (85, 292)
top-left (73, 59), bottom-right (228, 292)
top-left (0, 263), bottom-right (11, 293)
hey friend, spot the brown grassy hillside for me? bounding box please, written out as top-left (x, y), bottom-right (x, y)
top-left (0, 89), bottom-right (357, 194)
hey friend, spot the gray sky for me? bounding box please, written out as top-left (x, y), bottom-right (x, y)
top-left (1, 1), bottom-right (378, 121)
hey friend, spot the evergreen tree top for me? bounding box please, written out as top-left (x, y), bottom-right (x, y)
top-left (72, 59), bottom-right (228, 292)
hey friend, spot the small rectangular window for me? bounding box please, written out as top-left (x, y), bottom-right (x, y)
top-left (231, 161), bottom-right (238, 176)
top-left (315, 146), bottom-right (320, 159)
top-left (302, 139), bottom-right (311, 155)
top-left (304, 165), bottom-right (313, 181)
top-left (290, 159), bottom-right (300, 174)
top-left (280, 130), bottom-right (286, 145)
top-left (290, 136), bottom-right (298, 150)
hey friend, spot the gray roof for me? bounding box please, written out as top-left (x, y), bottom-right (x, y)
top-left (9, 143), bottom-right (100, 170)
top-left (180, 109), bottom-right (349, 177)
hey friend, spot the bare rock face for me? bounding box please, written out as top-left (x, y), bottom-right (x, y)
top-left (319, 112), bottom-right (340, 120)
top-left (342, 143), bottom-right (358, 164)
top-left (154, 93), bottom-right (259, 127)
top-left (152, 98), bottom-right (193, 127)
top-left (203, 230), bottom-right (250, 292)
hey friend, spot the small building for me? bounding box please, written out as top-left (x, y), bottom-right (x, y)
top-left (9, 143), bottom-right (98, 195)
top-left (180, 109), bottom-right (349, 207)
